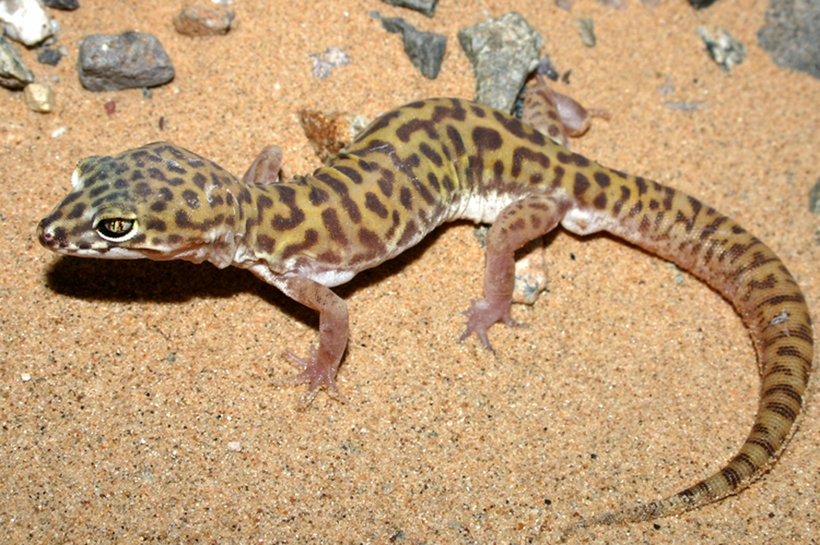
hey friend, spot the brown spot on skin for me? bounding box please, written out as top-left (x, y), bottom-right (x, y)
top-left (613, 185), bottom-right (631, 215)
top-left (662, 187), bottom-right (675, 211)
top-left (67, 203), bottom-right (87, 220)
top-left (472, 126), bottom-right (503, 152)
top-left (400, 187), bottom-right (413, 210)
top-left (593, 193), bottom-right (607, 209)
top-left (256, 234), bottom-right (276, 254)
top-left (309, 186), bottom-right (329, 206)
top-left (396, 119), bottom-right (438, 143)
top-left (397, 219), bottom-right (419, 248)
top-left (430, 100), bottom-right (467, 123)
top-left (491, 110), bottom-right (546, 146)
top-left (150, 201), bottom-right (167, 212)
top-left (365, 192), bottom-right (389, 218)
top-left (573, 172), bottom-right (590, 200)
top-left (511, 147), bottom-right (550, 178)
top-left (634, 177), bottom-right (648, 195)
top-left (628, 201), bottom-right (643, 217)
top-left (470, 106), bottom-right (486, 117)
top-left (427, 172), bottom-right (441, 192)
top-left (446, 125), bottom-right (466, 157)
top-left (175, 210), bottom-right (192, 228)
top-left (270, 185), bottom-right (306, 230)
top-left (336, 165), bottom-right (363, 184)
top-left (281, 229), bottom-right (319, 260)
top-left (556, 151), bottom-right (591, 167)
top-left (145, 218), bottom-right (167, 232)
top-left (593, 171), bottom-right (611, 188)
top-left (419, 142), bottom-right (444, 167)
top-left (183, 189), bottom-right (201, 209)
top-left (320, 208), bottom-right (347, 244)
top-left (358, 228), bottom-right (386, 252)
top-left (193, 172), bottom-right (207, 190)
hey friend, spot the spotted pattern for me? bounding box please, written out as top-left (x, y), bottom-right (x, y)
top-left (37, 95), bottom-right (813, 532)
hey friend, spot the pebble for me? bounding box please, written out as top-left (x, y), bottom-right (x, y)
top-left (309, 46), bottom-right (350, 79)
top-left (43, 0), bottom-right (78, 9)
top-left (380, 0), bottom-right (438, 17)
top-left (809, 178), bottom-right (820, 214)
top-left (378, 13), bottom-right (446, 79)
top-left (298, 108), bottom-right (372, 163)
top-left (697, 26), bottom-right (747, 71)
top-left (0, 33), bottom-right (34, 89)
top-left (173, 5), bottom-right (235, 37)
top-left (576, 17), bottom-right (596, 47)
top-left (0, 0), bottom-right (55, 46)
top-left (458, 12), bottom-right (544, 113)
top-left (36, 47), bottom-right (61, 65)
top-left (758, 0), bottom-right (820, 79)
top-left (78, 31), bottom-right (175, 91)
top-left (23, 82), bottom-right (54, 112)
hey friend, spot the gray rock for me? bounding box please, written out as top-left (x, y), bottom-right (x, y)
top-left (810, 177), bottom-right (820, 214)
top-left (309, 47), bottom-right (350, 79)
top-left (0, 33), bottom-right (34, 90)
top-left (380, 15), bottom-right (446, 79)
top-left (43, 0), bottom-right (79, 9)
top-left (380, 0), bottom-right (437, 17)
top-left (78, 31), bottom-right (175, 91)
top-left (37, 47), bottom-right (62, 66)
top-left (758, 0), bottom-right (820, 79)
top-left (697, 26), bottom-right (747, 71)
top-left (173, 5), bottom-right (235, 37)
top-left (458, 12), bottom-right (545, 112)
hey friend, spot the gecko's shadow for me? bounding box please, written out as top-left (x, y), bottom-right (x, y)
top-left (42, 225), bottom-right (451, 329)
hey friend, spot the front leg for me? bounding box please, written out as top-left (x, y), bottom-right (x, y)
top-left (461, 194), bottom-right (570, 350)
top-left (268, 274), bottom-right (349, 403)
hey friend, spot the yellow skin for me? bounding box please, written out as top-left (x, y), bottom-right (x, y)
top-left (37, 82), bottom-right (813, 534)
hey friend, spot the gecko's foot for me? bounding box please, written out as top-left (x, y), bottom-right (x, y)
top-left (277, 347), bottom-right (346, 408)
top-left (459, 298), bottom-right (516, 352)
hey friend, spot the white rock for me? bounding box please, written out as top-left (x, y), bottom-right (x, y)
top-left (0, 0), bottom-right (54, 46)
top-left (24, 82), bottom-right (54, 112)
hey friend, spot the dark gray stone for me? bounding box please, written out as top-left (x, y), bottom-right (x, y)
top-left (43, 0), bottom-right (79, 10)
top-left (0, 34), bottom-right (34, 90)
top-left (758, 0), bottom-right (820, 79)
top-left (78, 32), bottom-right (175, 91)
top-left (380, 0), bottom-right (438, 17)
top-left (380, 16), bottom-right (446, 79)
top-left (810, 177), bottom-right (820, 214)
top-left (37, 47), bottom-right (62, 66)
top-left (458, 12), bottom-right (544, 112)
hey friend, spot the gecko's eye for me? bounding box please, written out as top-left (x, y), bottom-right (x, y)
top-left (95, 217), bottom-right (137, 241)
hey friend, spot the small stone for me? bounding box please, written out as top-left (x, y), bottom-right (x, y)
top-left (0, 0), bottom-right (54, 46)
top-left (380, 0), bottom-right (438, 17)
top-left (697, 26), bottom-right (747, 71)
top-left (21, 372), bottom-right (31, 381)
top-left (809, 178), bottom-right (820, 214)
top-left (24, 82), bottom-right (54, 112)
top-left (458, 12), bottom-right (545, 113)
top-left (379, 15), bottom-right (446, 79)
top-left (0, 33), bottom-right (34, 89)
top-left (78, 31), bottom-right (175, 92)
top-left (577, 17), bottom-right (596, 47)
top-left (309, 46), bottom-right (350, 79)
top-left (298, 109), bottom-right (372, 163)
top-left (42, 0), bottom-right (79, 9)
top-left (104, 99), bottom-right (116, 115)
top-left (758, 0), bottom-right (820, 79)
top-left (36, 47), bottom-right (62, 66)
top-left (173, 5), bottom-right (235, 37)
top-left (687, 0), bottom-right (718, 8)
top-left (227, 441), bottom-right (242, 452)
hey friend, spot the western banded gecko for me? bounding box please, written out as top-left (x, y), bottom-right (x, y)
top-left (37, 81), bottom-right (813, 534)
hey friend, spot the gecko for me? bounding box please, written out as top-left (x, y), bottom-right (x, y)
top-left (36, 81), bottom-right (813, 534)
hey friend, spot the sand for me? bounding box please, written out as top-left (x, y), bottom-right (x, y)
top-left (2, 0), bottom-right (819, 542)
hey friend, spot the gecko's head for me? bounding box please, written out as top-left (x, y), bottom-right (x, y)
top-left (37, 142), bottom-right (241, 261)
